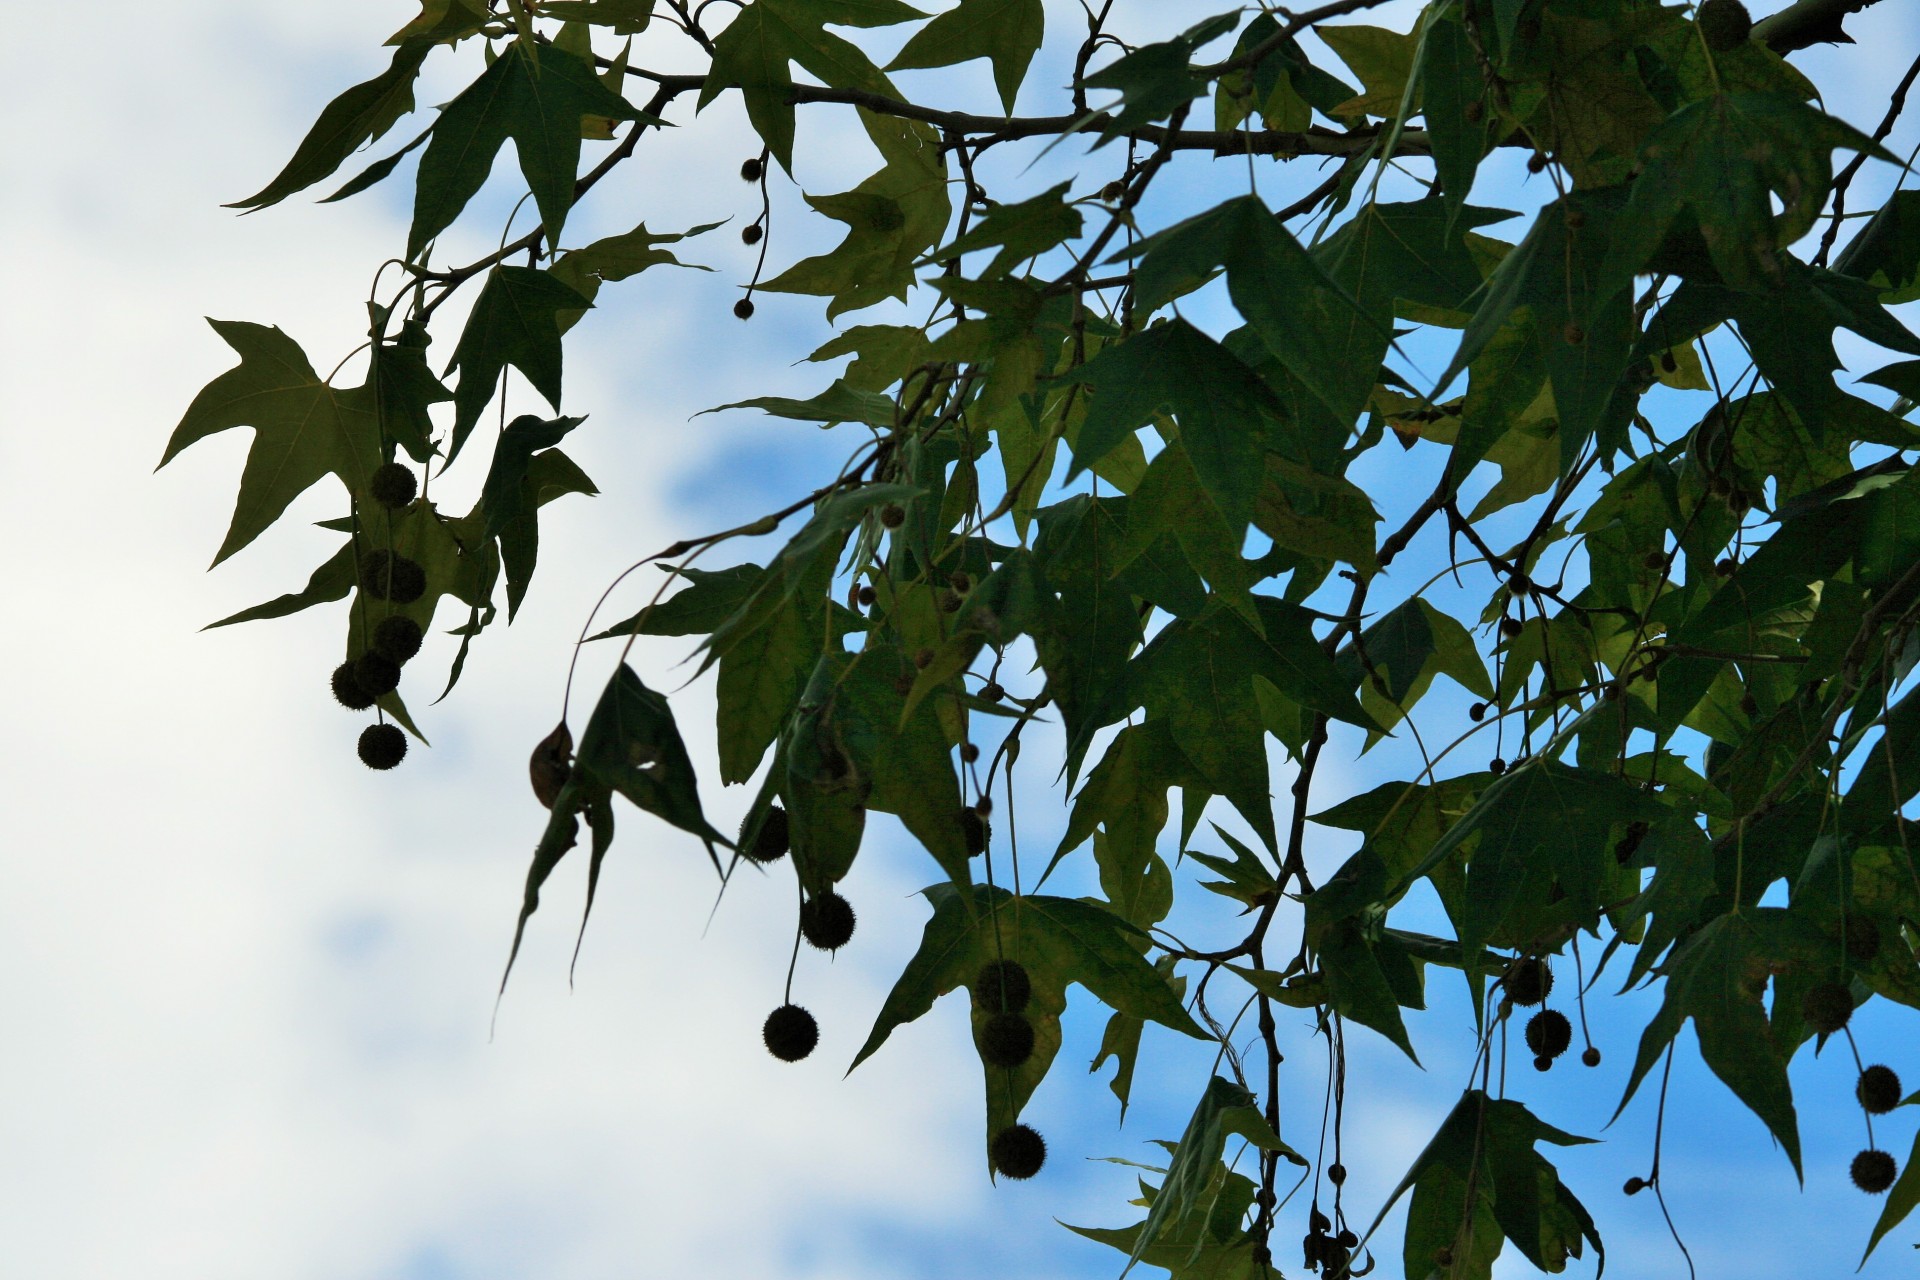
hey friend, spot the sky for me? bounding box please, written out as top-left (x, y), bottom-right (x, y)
top-left (1, 2), bottom-right (1918, 1279)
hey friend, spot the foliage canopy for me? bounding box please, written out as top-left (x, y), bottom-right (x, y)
top-left (172, 0), bottom-right (1920, 1273)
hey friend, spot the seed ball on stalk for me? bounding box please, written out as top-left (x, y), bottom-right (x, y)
top-left (1858, 1065), bottom-right (1903, 1115)
top-left (1469, 702), bottom-right (1487, 722)
top-left (1624, 1177), bottom-right (1647, 1196)
top-left (733, 298), bottom-right (755, 320)
top-left (1698, 0), bottom-right (1753, 50)
top-left (331, 661), bottom-right (376, 710)
top-left (961, 807), bottom-right (989, 856)
top-left (1526, 1009), bottom-right (1573, 1060)
top-left (368, 461), bottom-right (417, 509)
top-left (990, 1124), bottom-right (1046, 1179)
top-left (745, 805), bottom-right (791, 863)
top-left (1802, 981), bottom-right (1856, 1034)
top-left (741, 223), bottom-right (763, 245)
top-left (1582, 1046), bottom-right (1603, 1068)
top-left (1327, 1163), bottom-right (1346, 1186)
top-left (1489, 756), bottom-right (1507, 775)
top-left (961, 742), bottom-right (981, 764)
top-left (372, 615), bottom-right (424, 664)
top-left (740, 157), bottom-right (764, 183)
top-left (980, 1012), bottom-right (1035, 1068)
top-left (975, 959), bottom-right (1032, 1014)
top-left (763, 1003), bottom-right (818, 1062)
top-left (1852, 1149), bottom-right (1898, 1194)
top-left (1505, 957), bottom-right (1553, 1007)
top-left (357, 723), bottom-right (407, 770)
top-left (354, 651), bottom-right (401, 698)
top-left (879, 503), bottom-right (906, 528)
top-left (1499, 616), bottom-right (1523, 638)
top-left (799, 891), bottom-right (856, 951)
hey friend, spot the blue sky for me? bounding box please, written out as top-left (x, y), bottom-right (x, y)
top-left (1, 2), bottom-right (1918, 1278)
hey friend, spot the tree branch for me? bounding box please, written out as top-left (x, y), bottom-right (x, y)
top-left (1755, 0), bottom-right (1891, 53)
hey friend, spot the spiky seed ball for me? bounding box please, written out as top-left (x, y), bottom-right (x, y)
top-left (1527, 151), bottom-right (1548, 173)
top-left (354, 652), bottom-right (401, 698)
top-left (1859, 1065), bottom-right (1903, 1115)
top-left (879, 503), bottom-right (906, 528)
top-left (763, 1003), bottom-right (818, 1062)
top-left (1527, 1009), bottom-right (1573, 1059)
top-left (1698, 0), bottom-right (1752, 50)
top-left (743, 804), bottom-right (790, 864)
top-left (856, 584), bottom-right (878, 607)
top-left (1469, 702), bottom-right (1487, 722)
top-left (1624, 1176), bottom-right (1646, 1195)
top-left (991, 1123), bottom-right (1046, 1179)
top-left (980, 1012), bottom-right (1035, 1068)
top-left (390, 557), bottom-right (426, 604)
top-left (360, 551), bottom-right (426, 603)
top-left (331, 661), bottom-right (376, 710)
top-left (974, 796), bottom-right (994, 817)
top-left (358, 723), bottom-right (407, 770)
top-left (1534, 1054), bottom-right (1553, 1072)
top-left (372, 615), bottom-right (424, 665)
top-left (1853, 1148), bottom-right (1898, 1194)
top-left (976, 960), bottom-right (1032, 1014)
top-left (1506, 957), bottom-right (1553, 1007)
top-left (961, 742), bottom-right (981, 763)
top-left (980, 681), bottom-right (1005, 702)
top-left (1327, 1163), bottom-right (1346, 1186)
top-left (1582, 1046), bottom-right (1603, 1068)
top-left (1500, 616), bottom-right (1523, 638)
top-left (733, 298), bottom-right (755, 320)
top-left (799, 891), bottom-right (856, 951)
top-left (1489, 756), bottom-right (1507, 776)
top-left (1803, 981), bottom-right (1855, 1034)
top-left (368, 461), bottom-right (417, 509)
top-left (741, 156), bottom-right (764, 183)
top-left (961, 807), bottom-right (988, 857)
top-left (741, 223), bottom-right (763, 245)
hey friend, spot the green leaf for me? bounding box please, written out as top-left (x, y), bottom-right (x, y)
top-left (204, 542), bottom-right (357, 628)
top-left (538, 0), bottom-right (658, 32)
top-left (1397, 760), bottom-right (1669, 958)
top-left (1615, 913), bottom-right (1802, 1178)
top-left (549, 218), bottom-right (721, 330)
top-left (699, 0), bottom-right (924, 171)
top-left (229, 42), bottom-right (431, 211)
top-left (476, 414), bottom-right (592, 617)
top-left (577, 664), bottom-right (730, 856)
top-left (1836, 189), bottom-right (1920, 304)
top-left (853, 884), bottom-right (1205, 1164)
top-left (1369, 1091), bottom-right (1601, 1279)
top-left (1121, 1076), bottom-right (1301, 1276)
top-left (1863, 1121), bottom-right (1920, 1262)
top-left (444, 266), bottom-right (593, 462)
top-left (1606, 93), bottom-right (1894, 295)
top-left (409, 40), bottom-right (652, 259)
top-left (888, 0), bottom-right (1043, 113)
top-left (1080, 14), bottom-right (1236, 140)
top-left (1126, 196), bottom-right (1379, 430)
top-left (1060, 318), bottom-right (1279, 531)
top-left (369, 314), bottom-right (452, 464)
top-left (591, 564), bottom-right (765, 639)
top-left (706, 379), bottom-right (898, 427)
top-left (927, 182), bottom-right (1079, 278)
top-left (161, 320), bottom-right (383, 565)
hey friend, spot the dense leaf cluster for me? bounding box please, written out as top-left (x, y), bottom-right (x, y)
top-left (172, 0), bottom-right (1920, 1273)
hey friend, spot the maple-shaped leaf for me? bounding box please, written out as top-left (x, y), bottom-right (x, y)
top-left (1369, 1091), bottom-right (1602, 1279)
top-left (229, 42), bottom-right (431, 211)
top-left (408, 40), bottom-right (653, 259)
top-left (1606, 93), bottom-right (1894, 295)
top-left (162, 320), bottom-right (383, 565)
top-left (1616, 912), bottom-right (1803, 1178)
top-left (1060, 318), bottom-right (1280, 533)
top-left (444, 266), bottom-right (593, 461)
top-left (368, 311), bottom-right (452, 463)
top-left (699, 0), bottom-right (924, 172)
top-left (853, 883), bottom-right (1204, 1168)
top-left (888, 0), bottom-right (1043, 114)
top-left (548, 218), bottom-right (720, 331)
top-left (1066, 1154), bottom-right (1267, 1280)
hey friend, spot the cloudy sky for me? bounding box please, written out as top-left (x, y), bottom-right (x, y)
top-left (2, 2), bottom-right (1919, 1278)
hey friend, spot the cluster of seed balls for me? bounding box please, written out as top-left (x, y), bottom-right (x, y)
top-left (746, 802), bottom-right (1045, 1180)
top-left (329, 462), bottom-right (427, 770)
top-left (1802, 978), bottom-right (1905, 1196)
top-left (1502, 957), bottom-right (1596, 1072)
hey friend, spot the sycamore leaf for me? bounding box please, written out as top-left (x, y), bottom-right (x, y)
top-left (369, 313), bottom-right (452, 463)
top-left (1081, 14), bottom-right (1238, 140)
top-left (161, 320), bottom-right (383, 566)
top-left (444, 266), bottom-right (593, 461)
top-left (1369, 1091), bottom-right (1601, 1279)
top-left (1616, 913), bottom-right (1802, 1178)
top-left (578, 663), bottom-right (731, 856)
top-left (699, 0), bottom-right (923, 171)
top-left (591, 563), bottom-right (765, 640)
top-left (1836, 188), bottom-right (1920, 304)
top-left (204, 543), bottom-right (356, 629)
top-left (230, 42), bottom-right (432, 211)
top-left (1606, 93), bottom-right (1895, 296)
top-left (926, 181), bottom-right (1079, 278)
top-left (1864, 1118), bottom-right (1920, 1262)
top-left (538, 0), bottom-right (658, 32)
top-left (888, 0), bottom-right (1043, 113)
top-left (853, 883), bottom-right (1204, 1166)
top-left (549, 218), bottom-right (721, 331)
top-left (408, 40), bottom-right (653, 259)
top-left (477, 414), bottom-right (593, 617)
